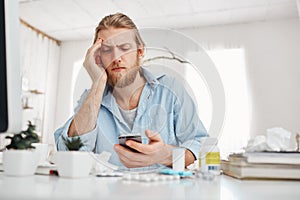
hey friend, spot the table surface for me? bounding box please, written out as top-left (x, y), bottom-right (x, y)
top-left (0, 173), bottom-right (299, 200)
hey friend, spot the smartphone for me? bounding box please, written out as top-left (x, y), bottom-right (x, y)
top-left (118, 135), bottom-right (142, 153)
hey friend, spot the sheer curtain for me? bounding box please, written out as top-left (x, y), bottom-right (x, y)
top-left (19, 20), bottom-right (60, 147)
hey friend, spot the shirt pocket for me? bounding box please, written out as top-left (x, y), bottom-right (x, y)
top-left (148, 104), bottom-right (168, 133)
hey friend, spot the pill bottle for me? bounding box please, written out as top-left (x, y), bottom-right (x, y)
top-left (199, 137), bottom-right (220, 175)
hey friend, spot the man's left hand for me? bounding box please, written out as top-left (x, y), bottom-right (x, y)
top-left (114, 130), bottom-right (173, 168)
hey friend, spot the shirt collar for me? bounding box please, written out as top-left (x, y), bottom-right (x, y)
top-left (141, 66), bottom-right (165, 86)
top-left (101, 66), bottom-right (166, 109)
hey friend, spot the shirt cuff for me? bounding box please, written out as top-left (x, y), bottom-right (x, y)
top-left (56, 117), bottom-right (98, 152)
top-left (180, 139), bottom-right (201, 160)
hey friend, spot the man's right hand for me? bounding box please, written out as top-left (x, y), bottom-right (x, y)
top-left (68, 39), bottom-right (108, 137)
top-left (83, 38), bottom-right (107, 83)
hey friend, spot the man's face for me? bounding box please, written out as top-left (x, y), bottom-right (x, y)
top-left (97, 28), bottom-right (143, 88)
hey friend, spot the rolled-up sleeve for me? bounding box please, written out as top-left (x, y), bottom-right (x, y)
top-left (54, 89), bottom-right (98, 152)
top-left (54, 117), bottom-right (98, 151)
top-left (180, 123), bottom-right (207, 160)
top-left (178, 120), bottom-right (208, 160)
top-left (172, 79), bottom-right (208, 159)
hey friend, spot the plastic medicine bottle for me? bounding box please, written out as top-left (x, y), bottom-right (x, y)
top-left (199, 137), bottom-right (220, 175)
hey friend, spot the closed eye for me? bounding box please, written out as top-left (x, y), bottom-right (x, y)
top-left (100, 45), bottom-right (112, 53)
top-left (118, 43), bottom-right (132, 51)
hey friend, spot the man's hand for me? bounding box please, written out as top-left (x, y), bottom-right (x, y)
top-left (83, 38), bottom-right (107, 83)
top-left (68, 38), bottom-right (108, 137)
top-left (114, 130), bottom-right (173, 168)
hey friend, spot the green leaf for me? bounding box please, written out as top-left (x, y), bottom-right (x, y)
top-left (63, 137), bottom-right (84, 151)
top-left (5, 120), bottom-right (40, 150)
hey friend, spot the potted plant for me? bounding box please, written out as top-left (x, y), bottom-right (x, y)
top-left (54, 137), bottom-right (94, 178)
top-left (3, 121), bottom-right (40, 176)
top-left (63, 137), bottom-right (84, 151)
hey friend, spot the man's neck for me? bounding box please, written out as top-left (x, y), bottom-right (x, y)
top-left (112, 71), bottom-right (146, 110)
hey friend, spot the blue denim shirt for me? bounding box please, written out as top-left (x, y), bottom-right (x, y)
top-left (54, 67), bottom-right (208, 168)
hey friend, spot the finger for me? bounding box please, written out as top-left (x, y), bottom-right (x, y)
top-left (95, 55), bottom-right (101, 65)
top-left (95, 38), bottom-right (103, 44)
top-left (114, 144), bottom-right (146, 165)
top-left (126, 139), bottom-right (163, 155)
top-left (114, 145), bottom-right (150, 167)
top-left (114, 144), bottom-right (138, 157)
top-left (145, 130), bottom-right (163, 142)
top-left (86, 39), bottom-right (102, 54)
top-left (119, 156), bottom-right (146, 168)
top-left (89, 39), bottom-right (103, 54)
top-left (115, 148), bottom-right (133, 167)
top-left (114, 144), bottom-right (129, 153)
top-left (125, 140), bottom-right (147, 153)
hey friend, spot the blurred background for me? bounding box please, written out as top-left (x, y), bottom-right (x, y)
top-left (17, 0), bottom-right (300, 158)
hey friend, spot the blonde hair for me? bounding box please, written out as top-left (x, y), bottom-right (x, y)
top-left (93, 13), bottom-right (145, 48)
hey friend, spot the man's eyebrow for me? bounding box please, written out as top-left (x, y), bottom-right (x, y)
top-left (101, 43), bottom-right (112, 48)
top-left (116, 43), bottom-right (132, 47)
top-left (101, 42), bottom-right (132, 48)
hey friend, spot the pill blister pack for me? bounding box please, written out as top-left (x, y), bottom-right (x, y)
top-left (122, 173), bottom-right (180, 182)
top-left (96, 172), bottom-right (124, 177)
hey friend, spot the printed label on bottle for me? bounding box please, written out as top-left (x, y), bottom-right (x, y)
top-left (205, 152), bottom-right (220, 165)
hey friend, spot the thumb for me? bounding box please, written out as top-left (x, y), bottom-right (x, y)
top-left (145, 130), bottom-right (162, 142)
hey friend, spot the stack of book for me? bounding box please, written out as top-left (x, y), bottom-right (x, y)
top-left (221, 151), bottom-right (300, 180)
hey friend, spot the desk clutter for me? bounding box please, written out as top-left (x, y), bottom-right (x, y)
top-left (0, 137), bottom-right (221, 181)
top-left (221, 128), bottom-right (300, 180)
top-left (0, 149), bottom-right (217, 183)
top-left (3, 130), bottom-right (300, 181)
top-left (221, 152), bottom-right (300, 180)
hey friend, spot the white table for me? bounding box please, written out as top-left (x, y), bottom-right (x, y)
top-left (0, 173), bottom-right (299, 200)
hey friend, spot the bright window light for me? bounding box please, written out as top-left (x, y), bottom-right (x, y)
top-left (207, 48), bottom-right (251, 158)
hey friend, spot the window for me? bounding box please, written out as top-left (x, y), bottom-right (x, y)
top-left (207, 48), bottom-right (251, 158)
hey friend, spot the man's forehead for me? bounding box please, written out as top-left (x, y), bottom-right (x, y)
top-left (98, 29), bottom-right (136, 45)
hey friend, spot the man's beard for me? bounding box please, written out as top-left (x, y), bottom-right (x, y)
top-left (108, 54), bottom-right (141, 88)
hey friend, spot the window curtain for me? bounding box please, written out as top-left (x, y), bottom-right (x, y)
top-left (19, 20), bottom-right (60, 148)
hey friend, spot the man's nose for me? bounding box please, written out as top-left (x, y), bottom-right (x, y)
top-left (112, 56), bottom-right (121, 64)
top-left (111, 48), bottom-right (123, 63)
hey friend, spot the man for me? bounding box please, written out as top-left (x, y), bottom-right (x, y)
top-left (54, 13), bottom-right (208, 169)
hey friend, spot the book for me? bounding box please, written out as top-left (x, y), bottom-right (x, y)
top-left (221, 154), bottom-right (300, 180)
top-left (244, 151), bottom-right (300, 165)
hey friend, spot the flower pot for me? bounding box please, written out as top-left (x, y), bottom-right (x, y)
top-left (3, 150), bottom-right (39, 176)
top-left (54, 151), bottom-right (94, 178)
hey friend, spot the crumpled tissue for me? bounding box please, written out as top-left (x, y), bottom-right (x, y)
top-left (245, 127), bottom-right (292, 152)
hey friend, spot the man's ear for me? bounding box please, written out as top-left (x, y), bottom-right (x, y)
top-left (137, 47), bottom-right (145, 58)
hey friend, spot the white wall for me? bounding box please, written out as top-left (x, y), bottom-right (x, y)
top-left (54, 19), bottom-right (300, 138)
top-left (54, 40), bottom-right (91, 128)
top-left (180, 19), bottom-right (300, 135)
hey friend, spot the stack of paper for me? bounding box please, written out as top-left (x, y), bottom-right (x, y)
top-left (221, 152), bottom-right (300, 180)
